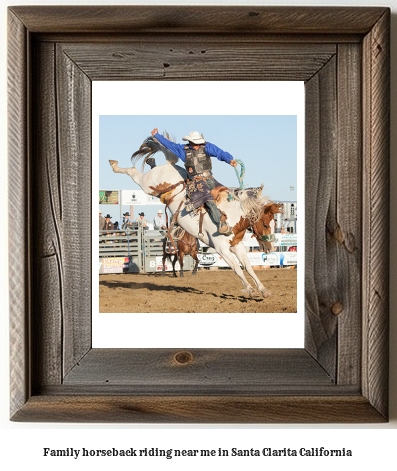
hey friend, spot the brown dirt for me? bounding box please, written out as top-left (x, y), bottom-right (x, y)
top-left (99, 268), bottom-right (297, 313)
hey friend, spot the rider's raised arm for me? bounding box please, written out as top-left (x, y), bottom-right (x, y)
top-left (154, 132), bottom-right (186, 162)
top-left (205, 142), bottom-right (233, 164)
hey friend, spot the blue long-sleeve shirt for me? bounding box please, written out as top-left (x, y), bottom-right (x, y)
top-left (154, 133), bottom-right (233, 165)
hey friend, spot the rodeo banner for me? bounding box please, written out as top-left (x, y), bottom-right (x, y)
top-left (194, 252), bottom-right (297, 268)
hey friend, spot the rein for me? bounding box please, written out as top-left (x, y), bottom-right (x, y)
top-left (234, 159), bottom-right (245, 190)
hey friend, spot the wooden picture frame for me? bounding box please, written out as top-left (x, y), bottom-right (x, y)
top-left (8, 6), bottom-right (390, 423)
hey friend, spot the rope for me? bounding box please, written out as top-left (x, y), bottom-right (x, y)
top-left (234, 159), bottom-right (245, 190)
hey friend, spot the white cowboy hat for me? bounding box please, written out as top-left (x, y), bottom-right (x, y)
top-left (157, 209), bottom-right (163, 214)
top-left (99, 210), bottom-right (102, 214)
top-left (182, 131), bottom-right (205, 144)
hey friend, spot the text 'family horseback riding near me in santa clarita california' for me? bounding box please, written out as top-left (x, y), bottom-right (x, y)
top-left (42, 446), bottom-right (353, 459)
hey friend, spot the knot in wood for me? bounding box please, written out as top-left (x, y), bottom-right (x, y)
top-left (331, 302), bottom-right (344, 316)
top-left (174, 351), bottom-right (194, 365)
top-left (333, 225), bottom-right (344, 244)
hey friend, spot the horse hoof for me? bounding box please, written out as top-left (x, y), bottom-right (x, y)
top-left (192, 271), bottom-right (197, 276)
top-left (109, 159), bottom-right (118, 167)
top-left (241, 288), bottom-right (261, 298)
top-left (262, 290), bottom-right (272, 298)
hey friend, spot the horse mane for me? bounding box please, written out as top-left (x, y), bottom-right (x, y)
top-left (131, 131), bottom-right (179, 171)
top-left (232, 190), bottom-right (271, 224)
top-left (264, 201), bottom-right (284, 216)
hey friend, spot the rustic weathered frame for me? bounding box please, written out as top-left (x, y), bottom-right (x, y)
top-left (8, 6), bottom-right (390, 423)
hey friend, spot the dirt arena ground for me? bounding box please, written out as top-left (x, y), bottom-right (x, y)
top-left (99, 268), bottom-right (297, 313)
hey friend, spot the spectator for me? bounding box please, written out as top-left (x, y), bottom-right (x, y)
top-left (103, 214), bottom-right (114, 234)
top-left (153, 209), bottom-right (166, 231)
top-left (136, 212), bottom-right (148, 230)
top-left (121, 212), bottom-right (133, 231)
top-left (99, 210), bottom-right (105, 231)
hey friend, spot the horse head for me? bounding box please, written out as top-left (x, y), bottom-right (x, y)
top-left (253, 202), bottom-right (284, 253)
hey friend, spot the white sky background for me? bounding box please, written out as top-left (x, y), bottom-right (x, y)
top-left (93, 81), bottom-right (305, 348)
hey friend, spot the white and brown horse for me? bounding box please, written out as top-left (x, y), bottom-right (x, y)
top-left (110, 156), bottom-right (285, 298)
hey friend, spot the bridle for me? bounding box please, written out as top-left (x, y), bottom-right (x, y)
top-left (251, 219), bottom-right (276, 243)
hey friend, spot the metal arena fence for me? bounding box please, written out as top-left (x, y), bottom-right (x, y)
top-left (99, 224), bottom-right (194, 274)
top-left (99, 224), bottom-right (297, 275)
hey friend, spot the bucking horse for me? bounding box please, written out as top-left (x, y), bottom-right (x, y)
top-left (109, 134), bottom-right (283, 298)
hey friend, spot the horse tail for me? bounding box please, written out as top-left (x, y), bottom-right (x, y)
top-left (131, 132), bottom-right (178, 171)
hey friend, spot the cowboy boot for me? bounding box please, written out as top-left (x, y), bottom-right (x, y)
top-left (205, 201), bottom-right (232, 236)
top-left (218, 211), bottom-right (232, 236)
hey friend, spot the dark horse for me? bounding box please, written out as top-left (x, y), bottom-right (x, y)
top-left (162, 229), bottom-right (200, 278)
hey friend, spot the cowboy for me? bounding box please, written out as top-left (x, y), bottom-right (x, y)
top-left (136, 212), bottom-right (148, 230)
top-left (153, 209), bottom-right (166, 231)
top-left (151, 128), bottom-right (237, 235)
top-left (121, 211), bottom-right (133, 230)
top-left (103, 214), bottom-right (114, 234)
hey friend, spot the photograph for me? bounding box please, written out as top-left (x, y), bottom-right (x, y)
top-left (98, 114), bottom-right (299, 311)
top-left (93, 82), bottom-right (304, 348)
